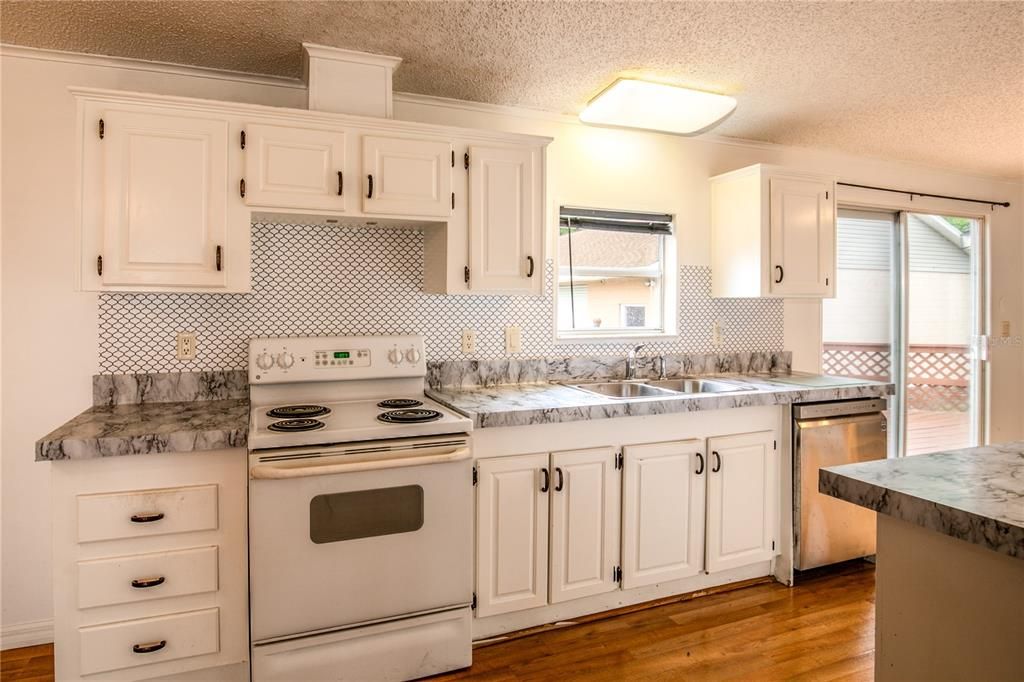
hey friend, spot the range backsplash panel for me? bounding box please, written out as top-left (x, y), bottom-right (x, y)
top-left (98, 222), bottom-right (784, 373)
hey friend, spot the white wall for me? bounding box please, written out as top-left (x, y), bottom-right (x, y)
top-left (2, 47), bottom-right (1022, 644)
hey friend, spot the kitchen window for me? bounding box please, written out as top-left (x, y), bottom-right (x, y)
top-left (557, 207), bottom-right (675, 338)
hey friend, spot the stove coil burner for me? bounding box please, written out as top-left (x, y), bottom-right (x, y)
top-left (267, 418), bottom-right (327, 433)
top-left (377, 408), bottom-right (443, 424)
top-left (376, 398), bottom-right (424, 410)
top-left (266, 405), bottom-right (331, 419)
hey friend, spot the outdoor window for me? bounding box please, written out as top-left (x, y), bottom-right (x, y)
top-left (558, 207), bottom-right (674, 337)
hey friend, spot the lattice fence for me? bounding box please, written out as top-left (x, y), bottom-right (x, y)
top-left (823, 343), bottom-right (969, 412)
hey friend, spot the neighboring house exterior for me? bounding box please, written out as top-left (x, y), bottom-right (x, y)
top-left (557, 229), bottom-right (664, 330)
top-left (823, 213), bottom-right (972, 346)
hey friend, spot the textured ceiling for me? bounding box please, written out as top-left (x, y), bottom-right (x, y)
top-left (3, 1), bottom-right (1023, 180)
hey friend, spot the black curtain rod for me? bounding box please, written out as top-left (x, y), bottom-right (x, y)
top-left (837, 182), bottom-right (1010, 209)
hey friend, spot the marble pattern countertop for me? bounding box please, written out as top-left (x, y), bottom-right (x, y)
top-left (426, 374), bottom-right (893, 429)
top-left (820, 442), bottom-right (1024, 559)
top-left (36, 399), bottom-right (249, 461)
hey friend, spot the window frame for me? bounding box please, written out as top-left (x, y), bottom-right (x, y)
top-left (554, 212), bottom-right (678, 343)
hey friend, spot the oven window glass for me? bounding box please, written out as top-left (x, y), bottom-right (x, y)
top-left (309, 485), bottom-right (424, 544)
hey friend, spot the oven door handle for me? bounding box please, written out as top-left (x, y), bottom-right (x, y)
top-left (250, 447), bottom-right (471, 479)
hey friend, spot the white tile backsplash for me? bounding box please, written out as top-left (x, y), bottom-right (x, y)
top-left (97, 222), bottom-right (784, 373)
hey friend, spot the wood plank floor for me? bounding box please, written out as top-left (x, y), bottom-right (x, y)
top-left (906, 409), bottom-right (970, 456)
top-left (0, 561), bottom-right (875, 682)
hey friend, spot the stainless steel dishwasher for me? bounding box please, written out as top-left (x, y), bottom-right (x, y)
top-left (793, 398), bottom-right (887, 570)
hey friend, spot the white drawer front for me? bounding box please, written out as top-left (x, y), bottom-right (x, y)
top-left (77, 484), bottom-right (218, 543)
top-left (78, 546), bottom-right (219, 609)
top-left (79, 607), bottom-right (220, 676)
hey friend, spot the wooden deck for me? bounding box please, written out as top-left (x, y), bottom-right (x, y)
top-left (906, 409), bottom-right (971, 456)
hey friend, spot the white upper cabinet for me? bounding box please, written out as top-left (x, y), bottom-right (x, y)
top-left (621, 440), bottom-right (706, 589)
top-left (87, 106), bottom-right (248, 291)
top-left (549, 447), bottom-right (620, 604)
top-left (475, 453), bottom-right (549, 618)
top-left (243, 123), bottom-right (348, 212)
top-left (466, 145), bottom-right (543, 294)
top-left (705, 431), bottom-right (778, 573)
top-left (361, 135), bottom-right (453, 217)
top-left (711, 164), bottom-right (836, 298)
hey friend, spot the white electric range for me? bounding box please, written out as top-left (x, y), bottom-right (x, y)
top-left (247, 335), bottom-right (473, 682)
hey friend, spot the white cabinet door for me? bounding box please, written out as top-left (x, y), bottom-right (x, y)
top-left (475, 454), bottom-right (549, 617)
top-left (361, 135), bottom-right (452, 217)
top-left (706, 431), bottom-right (778, 573)
top-left (467, 145), bottom-right (541, 293)
top-left (621, 440), bottom-right (706, 589)
top-left (100, 109), bottom-right (233, 288)
top-left (244, 123), bottom-right (347, 211)
top-left (549, 447), bottom-right (620, 604)
top-left (768, 176), bottom-right (835, 296)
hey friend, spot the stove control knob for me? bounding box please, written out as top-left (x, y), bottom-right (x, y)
top-left (405, 347), bottom-right (422, 364)
top-left (277, 352), bottom-right (295, 369)
top-left (387, 347), bottom-right (403, 365)
top-left (256, 353), bottom-right (275, 370)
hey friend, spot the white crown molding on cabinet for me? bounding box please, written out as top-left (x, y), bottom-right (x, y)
top-left (0, 618), bottom-right (54, 649)
top-left (68, 86), bottom-right (552, 147)
top-left (0, 43), bottom-right (306, 89)
top-left (5, 42), bottom-right (1020, 186)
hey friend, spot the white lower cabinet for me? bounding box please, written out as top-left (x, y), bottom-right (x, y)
top-left (51, 449), bottom-right (247, 681)
top-left (706, 431), bottom-right (778, 573)
top-left (549, 447), bottom-right (620, 603)
top-left (475, 453), bottom-right (549, 617)
top-left (621, 440), bottom-right (706, 588)
top-left (475, 428), bottom-right (780, 622)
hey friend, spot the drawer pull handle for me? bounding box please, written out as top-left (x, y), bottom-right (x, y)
top-left (130, 512), bottom-right (164, 524)
top-left (130, 576), bottom-right (166, 589)
top-left (132, 640), bottom-right (166, 654)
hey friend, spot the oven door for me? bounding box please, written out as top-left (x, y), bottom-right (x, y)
top-left (249, 439), bottom-right (472, 642)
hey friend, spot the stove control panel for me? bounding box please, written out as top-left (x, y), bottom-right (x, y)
top-left (249, 335), bottom-right (427, 383)
top-left (314, 349), bottom-right (371, 368)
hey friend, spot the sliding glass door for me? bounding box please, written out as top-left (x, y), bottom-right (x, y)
top-left (822, 209), bottom-right (984, 457)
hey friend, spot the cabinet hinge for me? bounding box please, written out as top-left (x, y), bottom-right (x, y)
top-left (239, 178), bottom-right (246, 198)
top-left (614, 451), bottom-right (623, 469)
top-left (451, 192), bottom-right (455, 210)
top-left (773, 440), bottom-right (777, 450)
top-left (825, 190), bottom-right (830, 200)
top-left (826, 276), bottom-right (830, 287)
top-left (240, 130), bottom-right (246, 150)
top-left (451, 150), bottom-right (455, 168)
top-left (613, 566), bottom-right (622, 583)
top-left (471, 592), bottom-right (477, 610)
top-left (772, 540), bottom-right (776, 551)
top-left (464, 266), bottom-right (470, 283)
top-left (96, 255), bottom-right (103, 276)
top-left (472, 466), bottom-right (478, 486)
top-left (464, 152), bottom-right (470, 170)
top-left (98, 118), bottom-right (104, 139)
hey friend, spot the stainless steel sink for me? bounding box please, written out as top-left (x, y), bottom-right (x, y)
top-left (570, 382), bottom-right (676, 399)
top-left (645, 378), bottom-right (752, 394)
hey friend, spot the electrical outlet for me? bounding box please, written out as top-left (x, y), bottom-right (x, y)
top-left (505, 325), bottom-right (522, 354)
top-left (711, 320), bottom-right (723, 347)
top-left (461, 328), bottom-right (477, 354)
top-left (176, 332), bottom-right (197, 360)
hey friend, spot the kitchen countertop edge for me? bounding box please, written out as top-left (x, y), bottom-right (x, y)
top-left (819, 442), bottom-right (1024, 559)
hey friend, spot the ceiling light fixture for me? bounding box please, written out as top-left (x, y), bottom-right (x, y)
top-left (580, 79), bottom-right (737, 135)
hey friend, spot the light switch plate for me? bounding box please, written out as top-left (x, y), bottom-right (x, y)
top-left (505, 325), bottom-right (522, 354)
top-left (461, 328), bottom-right (477, 354)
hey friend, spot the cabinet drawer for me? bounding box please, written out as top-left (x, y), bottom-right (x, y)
top-left (79, 607), bottom-right (220, 676)
top-left (78, 546), bottom-right (219, 609)
top-left (77, 484), bottom-right (218, 543)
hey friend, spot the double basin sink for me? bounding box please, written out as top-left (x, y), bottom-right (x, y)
top-left (568, 378), bottom-right (754, 399)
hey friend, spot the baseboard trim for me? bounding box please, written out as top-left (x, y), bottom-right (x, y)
top-left (1, 618), bottom-right (54, 650)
